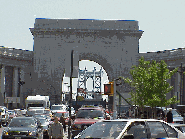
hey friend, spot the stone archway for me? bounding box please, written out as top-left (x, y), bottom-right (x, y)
top-left (30, 19), bottom-right (143, 105)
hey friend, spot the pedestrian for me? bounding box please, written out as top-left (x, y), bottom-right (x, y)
top-left (166, 108), bottom-right (173, 123)
top-left (49, 116), bottom-right (64, 139)
top-left (60, 115), bottom-right (66, 132)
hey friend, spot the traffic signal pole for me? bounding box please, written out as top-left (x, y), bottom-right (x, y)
top-left (68, 50), bottom-right (73, 139)
top-left (113, 80), bottom-right (117, 119)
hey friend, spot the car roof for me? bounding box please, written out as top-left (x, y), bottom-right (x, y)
top-left (103, 119), bottom-right (163, 122)
top-left (56, 111), bottom-right (69, 113)
top-left (79, 107), bottom-right (103, 110)
top-left (12, 117), bottom-right (35, 119)
top-left (169, 123), bottom-right (185, 127)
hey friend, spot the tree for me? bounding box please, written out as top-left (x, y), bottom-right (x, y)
top-left (120, 56), bottom-right (179, 118)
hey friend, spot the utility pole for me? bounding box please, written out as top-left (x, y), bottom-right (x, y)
top-left (180, 63), bottom-right (183, 105)
top-left (68, 50), bottom-right (73, 139)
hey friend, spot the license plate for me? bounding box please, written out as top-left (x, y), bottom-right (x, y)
top-left (15, 137), bottom-right (21, 139)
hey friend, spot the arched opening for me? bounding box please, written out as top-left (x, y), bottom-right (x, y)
top-left (62, 60), bottom-right (109, 102)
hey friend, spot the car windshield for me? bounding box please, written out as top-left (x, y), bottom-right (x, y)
top-left (171, 110), bottom-right (181, 117)
top-left (79, 121), bottom-right (127, 138)
top-left (9, 118), bottom-right (36, 127)
top-left (35, 109), bottom-right (44, 114)
top-left (51, 106), bottom-right (65, 110)
top-left (76, 109), bottom-right (104, 119)
top-left (29, 107), bottom-right (45, 109)
top-left (27, 110), bottom-right (36, 116)
top-left (55, 112), bottom-right (69, 118)
top-left (8, 111), bottom-right (15, 115)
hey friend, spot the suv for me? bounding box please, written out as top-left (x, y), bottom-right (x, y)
top-left (0, 106), bottom-right (9, 126)
top-left (72, 105), bottom-right (106, 137)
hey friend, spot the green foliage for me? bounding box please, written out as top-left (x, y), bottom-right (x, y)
top-left (120, 56), bottom-right (179, 108)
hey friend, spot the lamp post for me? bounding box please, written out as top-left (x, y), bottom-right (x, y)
top-left (177, 63), bottom-right (184, 105)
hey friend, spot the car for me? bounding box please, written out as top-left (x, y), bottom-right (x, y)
top-left (51, 104), bottom-right (67, 114)
top-left (28, 107), bottom-right (45, 110)
top-left (74, 119), bottom-right (185, 139)
top-left (43, 109), bottom-right (52, 121)
top-left (72, 105), bottom-right (106, 137)
top-left (20, 109), bottom-right (27, 116)
top-left (66, 106), bottom-right (75, 115)
top-left (13, 109), bottom-right (22, 117)
top-left (0, 106), bottom-right (9, 126)
top-left (2, 117), bottom-right (43, 139)
top-left (37, 117), bottom-right (50, 139)
top-left (54, 111), bottom-right (69, 125)
top-left (27, 108), bottom-right (44, 117)
top-left (8, 110), bottom-right (16, 121)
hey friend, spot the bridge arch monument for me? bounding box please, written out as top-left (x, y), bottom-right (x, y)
top-left (30, 19), bottom-right (143, 105)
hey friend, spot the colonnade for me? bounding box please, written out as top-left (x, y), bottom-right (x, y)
top-left (0, 65), bottom-right (26, 109)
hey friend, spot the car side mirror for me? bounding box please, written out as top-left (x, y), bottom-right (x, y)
top-left (122, 134), bottom-right (134, 139)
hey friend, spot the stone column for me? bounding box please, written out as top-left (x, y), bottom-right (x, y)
top-left (13, 67), bottom-right (19, 108)
top-left (0, 65), bottom-right (5, 106)
top-left (5, 66), bottom-right (13, 109)
top-left (13, 67), bottom-right (19, 97)
top-left (19, 68), bottom-right (25, 108)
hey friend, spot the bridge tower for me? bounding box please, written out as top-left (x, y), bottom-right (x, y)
top-left (77, 67), bottom-right (103, 99)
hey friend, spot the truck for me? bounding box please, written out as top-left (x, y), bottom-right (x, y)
top-left (25, 95), bottom-right (50, 109)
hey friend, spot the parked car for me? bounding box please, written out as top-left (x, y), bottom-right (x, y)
top-left (2, 117), bottom-right (43, 139)
top-left (0, 106), bottom-right (9, 126)
top-left (75, 119), bottom-right (185, 139)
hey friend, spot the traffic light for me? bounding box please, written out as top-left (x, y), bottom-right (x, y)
top-left (104, 82), bottom-right (114, 96)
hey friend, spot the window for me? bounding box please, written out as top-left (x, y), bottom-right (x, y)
top-left (162, 123), bottom-right (177, 138)
top-left (147, 121), bottom-right (167, 138)
top-left (126, 122), bottom-right (148, 139)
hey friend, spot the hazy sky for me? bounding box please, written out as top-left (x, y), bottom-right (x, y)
top-left (1, 0), bottom-right (185, 93)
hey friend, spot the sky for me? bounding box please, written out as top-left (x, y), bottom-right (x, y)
top-left (1, 0), bottom-right (185, 95)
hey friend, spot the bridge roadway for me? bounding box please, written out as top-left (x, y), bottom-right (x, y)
top-left (0, 126), bottom-right (69, 139)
